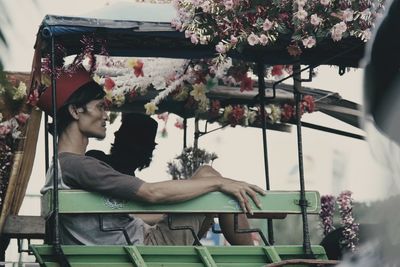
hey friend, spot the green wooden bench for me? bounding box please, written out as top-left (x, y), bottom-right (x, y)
top-left (31, 190), bottom-right (328, 267)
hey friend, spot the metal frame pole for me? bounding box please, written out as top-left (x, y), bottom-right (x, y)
top-left (256, 62), bottom-right (274, 245)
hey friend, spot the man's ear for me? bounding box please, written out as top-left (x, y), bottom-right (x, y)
top-left (68, 104), bottom-right (80, 120)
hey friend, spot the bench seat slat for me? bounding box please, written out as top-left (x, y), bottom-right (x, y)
top-left (42, 190), bottom-right (320, 217)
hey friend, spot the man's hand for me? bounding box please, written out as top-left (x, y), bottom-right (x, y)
top-left (219, 179), bottom-right (266, 215)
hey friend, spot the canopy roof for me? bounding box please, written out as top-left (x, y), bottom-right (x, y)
top-left (36, 15), bottom-right (365, 67)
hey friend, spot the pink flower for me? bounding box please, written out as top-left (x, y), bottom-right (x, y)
top-left (0, 122), bottom-right (12, 137)
top-left (104, 77), bottom-right (116, 91)
top-left (247, 32), bottom-right (259, 46)
top-left (185, 30), bottom-right (192, 38)
top-left (342, 9), bottom-right (354, 22)
top-left (27, 88), bottom-right (39, 106)
top-left (224, 0), bottom-right (234, 10)
top-left (262, 19), bottom-right (273, 31)
top-left (259, 34), bottom-right (269, 46)
top-left (331, 22), bottom-right (347, 41)
top-left (157, 112), bottom-right (169, 122)
top-left (171, 19), bottom-right (182, 30)
top-left (215, 42), bottom-right (226, 53)
top-left (174, 118), bottom-right (184, 129)
top-left (302, 95), bottom-right (315, 112)
top-left (15, 113), bottom-right (30, 125)
top-left (200, 1), bottom-right (211, 13)
top-left (310, 14), bottom-right (322, 26)
top-left (302, 36), bottom-right (316, 48)
top-left (190, 34), bottom-right (199, 44)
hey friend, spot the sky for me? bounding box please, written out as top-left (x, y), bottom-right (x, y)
top-left (3, 0), bottom-right (398, 263)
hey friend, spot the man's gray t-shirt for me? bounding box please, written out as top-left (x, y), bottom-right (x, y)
top-left (41, 152), bottom-right (146, 245)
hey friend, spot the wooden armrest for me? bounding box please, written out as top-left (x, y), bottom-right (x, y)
top-left (41, 190), bottom-right (320, 218)
top-left (3, 215), bottom-right (45, 239)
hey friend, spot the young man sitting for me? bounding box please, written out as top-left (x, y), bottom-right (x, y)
top-left (39, 66), bottom-right (265, 246)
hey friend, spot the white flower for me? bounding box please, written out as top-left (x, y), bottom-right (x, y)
top-left (259, 34), bottom-right (269, 46)
top-left (296, 0), bottom-right (307, 8)
top-left (296, 8), bottom-right (308, 20)
top-left (336, 21), bottom-right (347, 33)
top-left (320, 0), bottom-right (331, 6)
top-left (247, 32), bottom-right (259, 46)
top-left (263, 19), bottom-right (273, 31)
top-left (310, 14), bottom-right (322, 26)
top-left (199, 35), bottom-right (209, 45)
top-left (342, 9), bottom-right (354, 22)
top-left (152, 76), bottom-right (166, 90)
top-left (268, 104), bottom-right (281, 123)
top-left (302, 36), bottom-right (316, 48)
top-left (13, 81), bottom-right (27, 101)
top-left (190, 83), bottom-right (207, 102)
top-left (361, 29), bottom-right (372, 41)
top-left (216, 42), bottom-right (227, 53)
top-left (0, 84), bottom-right (5, 94)
top-left (0, 112), bottom-right (3, 122)
top-left (144, 102), bottom-right (159, 115)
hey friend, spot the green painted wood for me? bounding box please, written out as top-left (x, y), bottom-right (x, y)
top-left (195, 247), bottom-right (218, 267)
top-left (41, 190), bottom-right (320, 217)
top-left (30, 245), bottom-right (328, 267)
top-left (124, 246), bottom-right (147, 267)
top-left (262, 247), bottom-right (282, 263)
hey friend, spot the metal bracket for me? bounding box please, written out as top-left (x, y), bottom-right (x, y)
top-left (233, 214), bottom-right (271, 246)
top-left (167, 215), bottom-right (202, 246)
top-left (17, 239), bottom-right (33, 255)
top-left (98, 215), bottom-right (133, 245)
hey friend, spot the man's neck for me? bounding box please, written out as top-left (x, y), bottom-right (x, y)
top-left (58, 126), bottom-right (89, 155)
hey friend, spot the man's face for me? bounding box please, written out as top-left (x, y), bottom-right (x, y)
top-left (77, 99), bottom-right (108, 139)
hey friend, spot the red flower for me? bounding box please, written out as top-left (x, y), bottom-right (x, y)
top-left (27, 89), bottom-right (39, 106)
top-left (133, 60), bottom-right (144, 77)
top-left (128, 89), bottom-right (137, 101)
top-left (228, 105), bottom-right (245, 126)
top-left (240, 75), bottom-right (254, 92)
top-left (281, 104), bottom-right (294, 121)
top-left (302, 95), bottom-right (315, 112)
top-left (271, 65), bottom-right (284, 77)
top-left (104, 77), bottom-right (115, 91)
top-left (174, 119), bottom-right (184, 129)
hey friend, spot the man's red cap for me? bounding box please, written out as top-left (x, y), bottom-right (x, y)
top-left (37, 66), bottom-right (94, 115)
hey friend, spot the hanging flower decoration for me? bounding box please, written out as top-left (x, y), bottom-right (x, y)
top-left (320, 194), bottom-right (336, 237)
top-left (0, 73), bottom-right (31, 210)
top-left (172, 0), bottom-right (385, 63)
top-left (36, 35), bottom-right (317, 129)
top-left (337, 190), bottom-right (359, 252)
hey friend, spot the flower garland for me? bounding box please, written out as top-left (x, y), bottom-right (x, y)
top-left (320, 194), bottom-right (336, 236)
top-left (172, 0), bottom-right (385, 63)
top-left (35, 35), bottom-right (316, 130)
top-left (167, 146), bottom-right (218, 179)
top-left (337, 190), bottom-right (359, 251)
top-left (319, 191), bottom-right (360, 252)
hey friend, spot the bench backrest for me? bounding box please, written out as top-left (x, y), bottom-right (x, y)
top-left (41, 190), bottom-right (320, 218)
